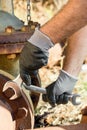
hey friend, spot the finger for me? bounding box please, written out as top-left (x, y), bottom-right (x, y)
top-left (21, 73), bottom-right (31, 86)
top-left (56, 94), bottom-right (64, 105)
top-left (46, 82), bottom-right (57, 107)
top-left (62, 93), bottom-right (69, 104)
top-left (56, 94), bottom-right (69, 105)
top-left (46, 90), bottom-right (56, 107)
top-left (42, 94), bottom-right (56, 108)
top-left (49, 95), bottom-right (56, 107)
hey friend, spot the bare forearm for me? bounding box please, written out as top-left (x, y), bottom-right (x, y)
top-left (63, 26), bottom-right (87, 77)
top-left (40, 0), bottom-right (87, 43)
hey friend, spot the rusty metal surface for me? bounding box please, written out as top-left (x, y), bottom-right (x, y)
top-left (0, 11), bottom-right (37, 55)
top-left (0, 70), bottom-right (34, 130)
top-left (0, 54), bottom-right (19, 76)
top-left (0, 31), bottom-right (33, 44)
top-left (0, 31), bottom-right (34, 54)
top-left (0, 29), bottom-right (34, 54)
top-left (0, 10), bottom-right (40, 54)
top-left (0, 54), bottom-right (41, 108)
top-left (0, 54), bottom-right (41, 109)
top-left (0, 42), bottom-right (25, 54)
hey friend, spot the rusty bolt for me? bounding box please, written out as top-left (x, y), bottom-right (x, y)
top-left (5, 26), bottom-right (15, 34)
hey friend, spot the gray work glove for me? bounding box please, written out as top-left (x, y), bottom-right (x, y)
top-left (42, 70), bottom-right (78, 106)
top-left (19, 28), bottom-right (54, 86)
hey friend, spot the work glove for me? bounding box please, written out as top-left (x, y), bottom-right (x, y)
top-left (42, 70), bottom-right (78, 106)
top-left (19, 28), bottom-right (54, 86)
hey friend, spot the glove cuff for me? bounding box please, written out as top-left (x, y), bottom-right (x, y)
top-left (61, 70), bottom-right (78, 81)
top-left (55, 70), bottom-right (78, 95)
top-left (28, 28), bottom-right (54, 52)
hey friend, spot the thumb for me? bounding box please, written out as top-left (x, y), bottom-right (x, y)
top-left (46, 86), bottom-right (56, 107)
top-left (20, 72), bottom-right (31, 86)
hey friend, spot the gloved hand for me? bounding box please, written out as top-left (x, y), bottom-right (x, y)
top-left (42, 70), bottom-right (78, 106)
top-left (19, 28), bottom-right (54, 86)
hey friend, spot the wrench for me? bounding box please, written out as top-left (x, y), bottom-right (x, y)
top-left (3, 75), bottom-right (81, 105)
top-left (23, 81), bottom-right (81, 106)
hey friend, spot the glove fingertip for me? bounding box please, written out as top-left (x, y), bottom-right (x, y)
top-left (21, 74), bottom-right (31, 86)
top-left (49, 95), bottom-right (56, 107)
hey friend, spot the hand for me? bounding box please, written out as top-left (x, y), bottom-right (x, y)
top-left (19, 42), bottom-right (48, 85)
top-left (42, 70), bottom-right (78, 106)
top-left (19, 28), bottom-right (54, 85)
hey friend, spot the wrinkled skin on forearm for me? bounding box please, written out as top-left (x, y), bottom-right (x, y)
top-left (41, 0), bottom-right (87, 43)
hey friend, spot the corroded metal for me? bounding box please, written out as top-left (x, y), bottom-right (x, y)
top-left (0, 54), bottom-right (19, 76)
top-left (0, 9), bottom-right (41, 111)
top-left (0, 29), bottom-right (34, 55)
top-left (0, 43), bottom-right (25, 54)
top-left (0, 11), bottom-right (40, 54)
top-left (0, 70), bottom-right (34, 130)
top-left (0, 54), bottom-right (41, 109)
top-left (0, 30), bottom-right (34, 44)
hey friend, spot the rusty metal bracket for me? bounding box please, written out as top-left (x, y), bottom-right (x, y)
top-left (0, 23), bottom-right (40, 54)
top-left (0, 70), bottom-right (34, 130)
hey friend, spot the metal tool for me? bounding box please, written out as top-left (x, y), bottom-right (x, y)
top-left (62, 93), bottom-right (81, 105)
top-left (3, 75), bottom-right (81, 105)
top-left (23, 83), bottom-right (81, 106)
